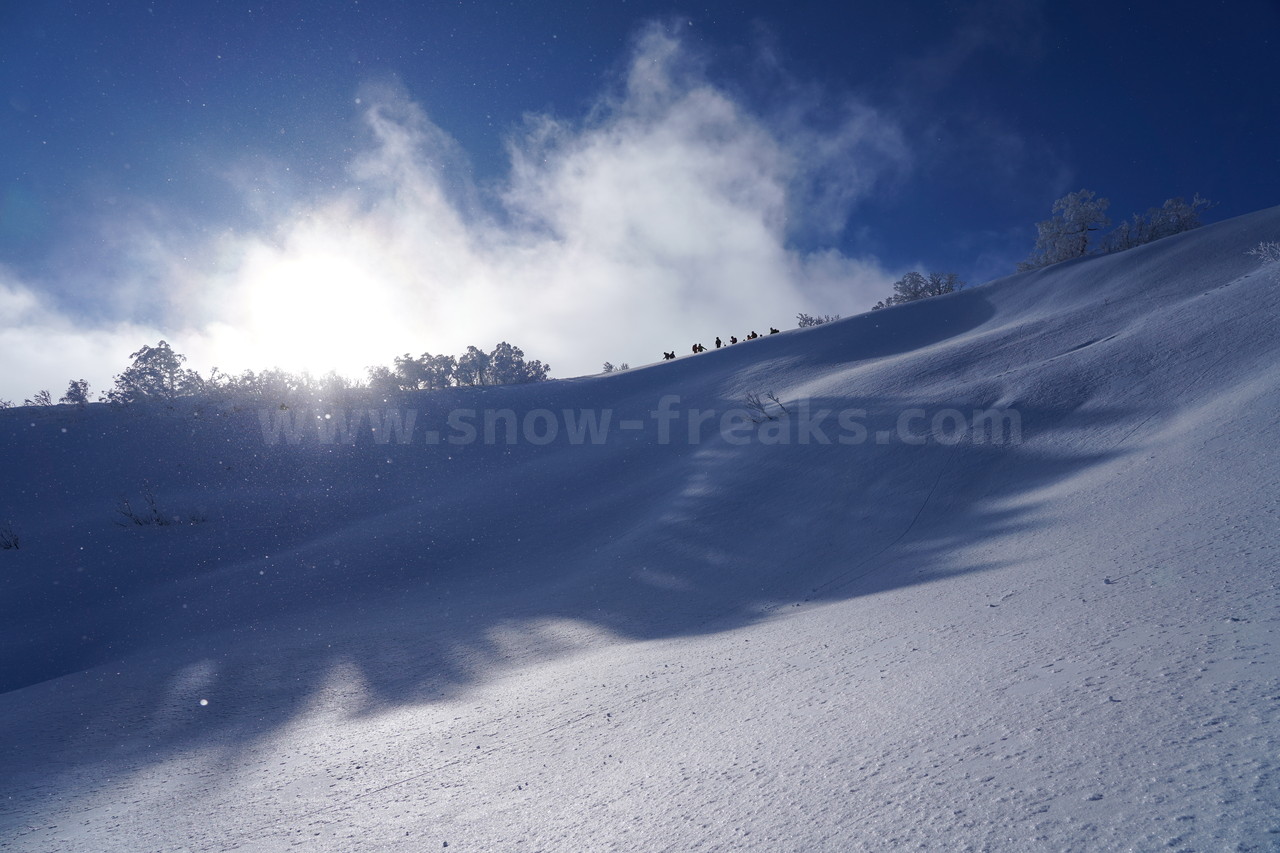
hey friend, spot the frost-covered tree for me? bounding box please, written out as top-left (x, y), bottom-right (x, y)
top-left (1102, 216), bottom-right (1145, 253)
top-left (796, 313), bottom-right (840, 328)
top-left (1152, 194), bottom-right (1211, 238)
top-left (60, 379), bottom-right (90, 406)
top-left (106, 341), bottom-right (199, 404)
top-left (486, 342), bottom-right (523, 384)
top-left (488, 341), bottom-right (549, 385)
top-left (181, 366), bottom-right (229, 400)
top-left (1018, 189), bottom-right (1111, 271)
top-left (192, 367), bottom-right (371, 407)
top-left (393, 352), bottom-right (456, 390)
top-left (1103, 194), bottom-right (1212, 252)
top-left (890, 271), bottom-right (928, 305)
top-left (425, 353), bottom-right (457, 388)
top-left (392, 354), bottom-right (424, 389)
top-left (242, 367), bottom-right (309, 402)
top-left (312, 370), bottom-right (360, 401)
top-left (454, 346), bottom-right (491, 386)
top-left (375, 342), bottom-right (549, 389)
top-left (366, 365), bottom-right (400, 395)
top-left (872, 271), bottom-right (965, 309)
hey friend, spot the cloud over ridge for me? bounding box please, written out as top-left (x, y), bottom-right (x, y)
top-left (1, 24), bottom-right (906, 401)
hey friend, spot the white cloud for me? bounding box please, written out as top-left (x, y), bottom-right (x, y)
top-left (0, 271), bottom-right (163, 404)
top-left (0, 24), bottom-right (907, 402)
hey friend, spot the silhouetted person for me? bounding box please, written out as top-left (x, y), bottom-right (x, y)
top-left (769, 327), bottom-right (779, 334)
top-left (730, 336), bottom-right (738, 344)
top-left (662, 351), bottom-right (675, 360)
top-left (715, 337), bottom-right (722, 348)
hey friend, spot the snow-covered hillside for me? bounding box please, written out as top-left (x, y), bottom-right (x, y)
top-left (2, 207), bottom-right (1278, 851)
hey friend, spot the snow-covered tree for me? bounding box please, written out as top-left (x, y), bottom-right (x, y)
top-left (455, 346), bottom-right (491, 386)
top-left (393, 352), bottom-right (456, 390)
top-left (1103, 194), bottom-right (1212, 252)
top-left (1152, 194), bottom-right (1211, 238)
top-left (1018, 189), bottom-right (1111, 271)
top-left (366, 365), bottom-right (400, 395)
top-left (60, 379), bottom-right (90, 407)
top-left (872, 271), bottom-right (965, 309)
top-left (487, 341), bottom-right (549, 385)
top-left (796, 313), bottom-right (840, 328)
top-left (388, 357), bottom-right (418, 389)
top-left (1103, 216), bottom-right (1146, 253)
top-left (889, 271), bottom-right (930, 304)
top-left (375, 342), bottom-right (549, 389)
top-left (217, 367), bottom-right (307, 403)
top-left (487, 342), bottom-right (524, 384)
top-left (106, 341), bottom-right (199, 404)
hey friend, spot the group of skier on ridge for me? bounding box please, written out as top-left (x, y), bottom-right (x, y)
top-left (661, 328), bottom-right (781, 360)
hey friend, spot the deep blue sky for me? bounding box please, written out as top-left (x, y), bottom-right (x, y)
top-left (1, 0), bottom-right (1278, 395)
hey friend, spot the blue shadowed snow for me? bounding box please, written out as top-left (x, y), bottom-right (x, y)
top-left (1, 206), bottom-right (1278, 851)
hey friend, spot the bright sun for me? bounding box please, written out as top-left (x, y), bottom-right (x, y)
top-left (237, 252), bottom-right (398, 378)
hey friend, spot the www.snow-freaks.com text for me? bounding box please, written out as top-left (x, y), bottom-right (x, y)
top-left (257, 396), bottom-right (1021, 448)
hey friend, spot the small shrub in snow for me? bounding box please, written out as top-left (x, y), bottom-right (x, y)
top-left (23, 390), bottom-right (53, 407)
top-left (0, 522), bottom-right (18, 550)
top-left (743, 390), bottom-right (789, 423)
top-left (1247, 241), bottom-right (1280, 266)
top-left (116, 489), bottom-right (205, 527)
top-left (602, 362), bottom-right (615, 374)
top-left (117, 492), bottom-right (169, 527)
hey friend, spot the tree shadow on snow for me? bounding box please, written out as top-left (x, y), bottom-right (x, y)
top-left (0, 313), bottom-right (1149, 827)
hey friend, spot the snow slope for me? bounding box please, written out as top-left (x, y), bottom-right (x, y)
top-left (2, 206), bottom-right (1278, 851)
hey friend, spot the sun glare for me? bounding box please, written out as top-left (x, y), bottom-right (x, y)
top-left (238, 253), bottom-right (397, 379)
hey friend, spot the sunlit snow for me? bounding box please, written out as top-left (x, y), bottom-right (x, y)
top-left (1, 206), bottom-right (1278, 850)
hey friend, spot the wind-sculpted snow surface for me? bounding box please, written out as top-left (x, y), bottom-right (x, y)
top-left (1, 206), bottom-right (1278, 850)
